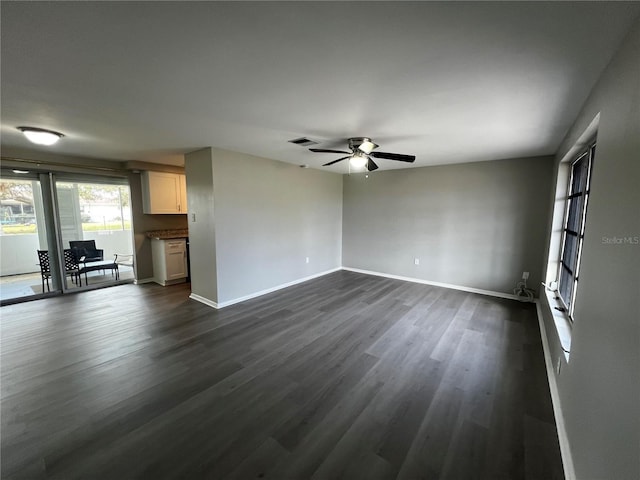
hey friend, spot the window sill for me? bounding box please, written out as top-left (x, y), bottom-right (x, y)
top-left (543, 288), bottom-right (572, 361)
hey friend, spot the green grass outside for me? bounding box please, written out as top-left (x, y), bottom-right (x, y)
top-left (1, 221), bottom-right (132, 235)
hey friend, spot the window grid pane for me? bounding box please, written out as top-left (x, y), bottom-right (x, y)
top-left (557, 144), bottom-right (594, 320)
top-left (570, 153), bottom-right (588, 194)
top-left (566, 196), bottom-right (585, 234)
top-left (559, 266), bottom-right (573, 308)
top-left (562, 233), bottom-right (579, 274)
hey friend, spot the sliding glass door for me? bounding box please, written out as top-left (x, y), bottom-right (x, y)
top-left (0, 176), bottom-right (56, 301)
top-left (0, 171), bottom-right (134, 304)
top-left (55, 180), bottom-right (134, 290)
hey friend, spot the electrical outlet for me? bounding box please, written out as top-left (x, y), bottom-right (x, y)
top-left (414, 258), bottom-right (420, 266)
top-left (191, 213), bottom-right (196, 222)
top-left (522, 271), bottom-right (530, 280)
top-left (305, 257), bottom-right (310, 264)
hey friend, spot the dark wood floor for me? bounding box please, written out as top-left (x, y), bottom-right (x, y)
top-left (0, 270), bottom-right (563, 480)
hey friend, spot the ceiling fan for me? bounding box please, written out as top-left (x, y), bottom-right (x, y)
top-left (309, 137), bottom-right (416, 172)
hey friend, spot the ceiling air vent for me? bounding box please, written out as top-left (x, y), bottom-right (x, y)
top-left (288, 137), bottom-right (319, 147)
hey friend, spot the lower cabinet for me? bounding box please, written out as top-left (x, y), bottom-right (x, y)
top-left (151, 238), bottom-right (188, 286)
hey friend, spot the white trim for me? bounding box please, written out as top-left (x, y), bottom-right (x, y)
top-left (189, 293), bottom-right (219, 309)
top-left (558, 113), bottom-right (599, 164)
top-left (535, 300), bottom-right (575, 480)
top-left (342, 267), bottom-right (523, 301)
top-left (217, 267), bottom-right (341, 308)
top-left (188, 267), bottom-right (524, 309)
top-left (543, 288), bottom-right (572, 360)
top-left (134, 277), bottom-right (155, 285)
top-left (191, 267), bottom-right (342, 310)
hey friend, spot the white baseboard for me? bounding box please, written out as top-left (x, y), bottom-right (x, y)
top-left (188, 265), bottom-right (525, 309)
top-left (535, 300), bottom-right (575, 480)
top-left (189, 293), bottom-right (219, 309)
top-left (342, 267), bottom-right (523, 301)
top-left (134, 277), bottom-right (155, 285)
top-left (190, 267), bottom-right (342, 310)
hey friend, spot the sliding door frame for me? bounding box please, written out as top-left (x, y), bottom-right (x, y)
top-left (0, 166), bottom-right (134, 304)
top-left (40, 172), bottom-right (67, 293)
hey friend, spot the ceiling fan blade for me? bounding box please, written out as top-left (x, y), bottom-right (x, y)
top-left (370, 151), bottom-right (416, 162)
top-left (310, 148), bottom-right (350, 154)
top-left (366, 157), bottom-right (379, 172)
top-left (323, 156), bottom-right (350, 166)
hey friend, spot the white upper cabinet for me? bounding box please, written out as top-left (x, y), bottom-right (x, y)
top-left (141, 171), bottom-right (187, 214)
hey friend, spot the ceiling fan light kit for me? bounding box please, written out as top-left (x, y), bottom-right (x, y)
top-left (349, 151), bottom-right (368, 168)
top-left (309, 137), bottom-right (415, 172)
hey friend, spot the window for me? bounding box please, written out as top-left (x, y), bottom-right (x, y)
top-left (558, 142), bottom-right (595, 319)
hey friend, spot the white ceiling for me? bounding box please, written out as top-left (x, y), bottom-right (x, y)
top-left (1, 2), bottom-right (639, 172)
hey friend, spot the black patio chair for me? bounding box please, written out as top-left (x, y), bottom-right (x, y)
top-left (37, 250), bottom-right (52, 292)
top-left (37, 249), bottom-right (83, 292)
top-left (69, 240), bottom-right (104, 263)
top-left (63, 249), bottom-right (81, 287)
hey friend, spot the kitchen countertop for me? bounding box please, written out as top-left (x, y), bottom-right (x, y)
top-left (146, 229), bottom-right (189, 240)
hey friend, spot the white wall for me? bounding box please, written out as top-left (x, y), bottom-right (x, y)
top-left (83, 230), bottom-right (134, 261)
top-left (0, 230), bottom-right (132, 276)
top-left (0, 234), bottom-right (41, 275)
top-left (539, 17), bottom-right (640, 480)
top-left (185, 147), bottom-right (343, 306)
top-left (184, 148), bottom-right (218, 303)
top-left (342, 156), bottom-right (555, 295)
